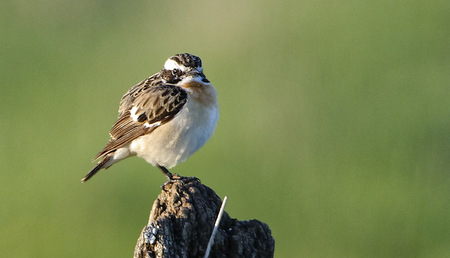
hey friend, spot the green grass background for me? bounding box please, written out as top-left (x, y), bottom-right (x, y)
top-left (1, 0), bottom-right (449, 257)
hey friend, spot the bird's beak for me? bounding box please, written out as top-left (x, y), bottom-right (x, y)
top-left (189, 70), bottom-right (209, 83)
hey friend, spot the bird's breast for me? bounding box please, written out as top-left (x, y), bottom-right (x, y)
top-left (129, 84), bottom-right (218, 168)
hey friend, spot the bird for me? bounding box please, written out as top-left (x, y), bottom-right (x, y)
top-left (81, 53), bottom-right (219, 183)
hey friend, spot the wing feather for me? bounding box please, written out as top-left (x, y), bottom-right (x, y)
top-left (94, 84), bottom-right (188, 160)
top-left (118, 73), bottom-right (162, 117)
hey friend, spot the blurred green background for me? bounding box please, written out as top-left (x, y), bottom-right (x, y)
top-left (1, 0), bottom-right (449, 257)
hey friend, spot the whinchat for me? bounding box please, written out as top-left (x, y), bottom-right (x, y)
top-left (81, 53), bottom-right (219, 182)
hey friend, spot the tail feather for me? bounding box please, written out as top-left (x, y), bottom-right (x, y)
top-left (81, 156), bottom-right (111, 183)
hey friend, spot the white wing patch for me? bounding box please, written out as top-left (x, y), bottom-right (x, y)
top-left (130, 106), bottom-right (140, 121)
top-left (130, 106), bottom-right (162, 128)
top-left (144, 121), bottom-right (161, 128)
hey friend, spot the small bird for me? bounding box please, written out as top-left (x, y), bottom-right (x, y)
top-left (81, 53), bottom-right (219, 183)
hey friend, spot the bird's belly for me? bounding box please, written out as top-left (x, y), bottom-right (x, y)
top-left (129, 101), bottom-right (219, 168)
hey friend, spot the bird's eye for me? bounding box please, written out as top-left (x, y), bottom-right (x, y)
top-left (172, 69), bottom-right (180, 76)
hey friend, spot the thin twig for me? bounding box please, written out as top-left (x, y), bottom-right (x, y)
top-left (204, 196), bottom-right (228, 258)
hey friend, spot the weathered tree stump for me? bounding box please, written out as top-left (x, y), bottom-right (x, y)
top-left (134, 176), bottom-right (275, 258)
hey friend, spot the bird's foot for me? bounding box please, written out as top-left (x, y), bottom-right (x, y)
top-left (161, 174), bottom-right (200, 190)
top-left (157, 165), bottom-right (200, 190)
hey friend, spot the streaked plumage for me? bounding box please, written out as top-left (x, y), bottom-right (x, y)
top-left (82, 53), bottom-right (219, 183)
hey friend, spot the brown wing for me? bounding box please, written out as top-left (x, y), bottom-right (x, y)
top-left (94, 84), bottom-right (188, 160)
top-left (118, 73), bottom-right (163, 117)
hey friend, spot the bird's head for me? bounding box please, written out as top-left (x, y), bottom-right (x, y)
top-left (160, 53), bottom-right (209, 84)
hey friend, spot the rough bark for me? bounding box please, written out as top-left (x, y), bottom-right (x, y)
top-left (134, 176), bottom-right (275, 258)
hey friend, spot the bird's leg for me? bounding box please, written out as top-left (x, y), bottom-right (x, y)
top-left (157, 165), bottom-right (200, 190)
top-left (157, 165), bottom-right (174, 181)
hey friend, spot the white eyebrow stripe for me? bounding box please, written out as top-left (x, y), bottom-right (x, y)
top-left (164, 59), bottom-right (188, 72)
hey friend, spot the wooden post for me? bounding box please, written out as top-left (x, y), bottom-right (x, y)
top-left (134, 176), bottom-right (275, 258)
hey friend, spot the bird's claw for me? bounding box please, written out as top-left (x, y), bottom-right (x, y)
top-left (160, 174), bottom-right (200, 191)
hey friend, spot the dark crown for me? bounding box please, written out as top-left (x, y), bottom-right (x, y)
top-left (170, 53), bottom-right (202, 69)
